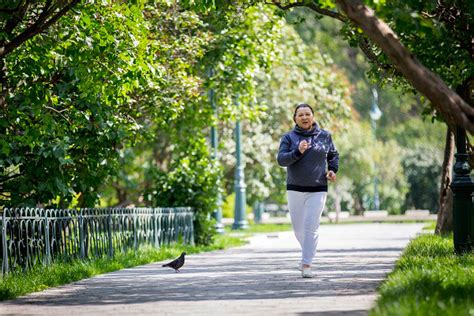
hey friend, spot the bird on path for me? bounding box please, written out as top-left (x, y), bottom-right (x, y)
top-left (162, 252), bottom-right (186, 272)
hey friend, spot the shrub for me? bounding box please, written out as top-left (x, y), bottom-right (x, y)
top-left (144, 138), bottom-right (221, 245)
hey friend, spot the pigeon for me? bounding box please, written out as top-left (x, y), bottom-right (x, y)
top-left (162, 252), bottom-right (186, 272)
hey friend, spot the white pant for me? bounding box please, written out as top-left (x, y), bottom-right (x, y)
top-left (287, 191), bottom-right (327, 265)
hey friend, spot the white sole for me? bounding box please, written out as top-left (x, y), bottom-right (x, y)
top-left (302, 267), bottom-right (312, 278)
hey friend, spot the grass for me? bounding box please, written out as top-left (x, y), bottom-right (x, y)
top-left (225, 222), bottom-right (293, 233)
top-left (0, 234), bottom-right (246, 301)
top-left (422, 221), bottom-right (437, 232)
top-left (370, 231), bottom-right (474, 316)
top-left (225, 221), bottom-right (437, 233)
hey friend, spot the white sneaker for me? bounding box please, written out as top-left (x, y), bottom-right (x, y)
top-left (298, 262), bottom-right (302, 271)
top-left (302, 266), bottom-right (312, 278)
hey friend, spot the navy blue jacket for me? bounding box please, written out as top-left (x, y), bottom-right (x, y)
top-left (277, 123), bottom-right (339, 192)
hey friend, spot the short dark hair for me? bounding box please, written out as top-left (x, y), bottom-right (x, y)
top-left (293, 103), bottom-right (314, 121)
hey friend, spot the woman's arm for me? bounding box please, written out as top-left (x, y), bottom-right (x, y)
top-left (277, 134), bottom-right (303, 167)
top-left (326, 134), bottom-right (339, 173)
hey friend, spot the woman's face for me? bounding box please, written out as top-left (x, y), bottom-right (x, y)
top-left (294, 107), bottom-right (314, 130)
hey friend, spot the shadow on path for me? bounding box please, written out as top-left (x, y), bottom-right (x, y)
top-left (5, 246), bottom-right (401, 306)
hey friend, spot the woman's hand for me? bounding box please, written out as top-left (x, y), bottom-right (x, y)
top-left (298, 140), bottom-right (309, 154)
top-left (326, 170), bottom-right (337, 182)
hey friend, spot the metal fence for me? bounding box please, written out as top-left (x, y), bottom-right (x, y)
top-left (1, 207), bottom-right (194, 275)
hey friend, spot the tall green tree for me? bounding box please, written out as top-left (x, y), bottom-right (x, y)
top-left (100, 2), bottom-right (291, 243)
top-left (288, 7), bottom-right (446, 214)
top-left (234, 21), bottom-right (352, 205)
top-left (192, 0), bottom-right (473, 131)
top-left (326, 121), bottom-right (408, 214)
top-left (265, 0), bottom-right (472, 232)
top-left (0, 2), bottom-right (158, 207)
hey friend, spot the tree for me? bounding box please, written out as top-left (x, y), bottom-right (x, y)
top-left (327, 121), bottom-right (408, 215)
top-left (218, 20), bottom-right (352, 206)
top-left (266, 0), bottom-right (473, 233)
top-left (436, 127), bottom-right (455, 234)
top-left (98, 2), bottom-right (292, 243)
top-left (286, 8), bottom-right (446, 216)
top-left (402, 145), bottom-right (443, 212)
top-left (270, 0), bottom-right (473, 133)
top-left (0, 2), bottom-right (159, 207)
top-left (0, 1), bottom-right (81, 114)
top-left (0, 1), bottom-right (80, 57)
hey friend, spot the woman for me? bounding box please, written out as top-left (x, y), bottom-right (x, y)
top-left (277, 103), bottom-right (338, 278)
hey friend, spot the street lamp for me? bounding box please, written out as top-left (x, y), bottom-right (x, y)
top-left (451, 126), bottom-right (473, 253)
top-left (232, 95), bottom-right (249, 230)
top-left (208, 68), bottom-right (224, 234)
top-left (451, 82), bottom-right (474, 254)
top-left (369, 87), bottom-right (382, 211)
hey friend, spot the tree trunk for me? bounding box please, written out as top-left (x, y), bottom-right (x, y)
top-left (435, 126), bottom-right (455, 235)
top-left (352, 193), bottom-right (365, 215)
top-left (335, 0), bottom-right (474, 133)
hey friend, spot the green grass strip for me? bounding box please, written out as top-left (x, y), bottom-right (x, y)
top-left (226, 221), bottom-right (437, 233)
top-left (422, 221), bottom-right (437, 232)
top-left (0, 234), bottom-right (245, 301)
top-left (225, 223), bottom-right (293, 233)
top-left (370, 232), bottom-right (474, 316)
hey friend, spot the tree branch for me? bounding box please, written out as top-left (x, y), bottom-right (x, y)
top-left (335, 0), bottom-right (474, 133)
top-left (356, 36), bottom-right (392, 71)
top-left (270, 0), bottom-right (304, 11)
top-left (269, 0), bottom-right (474, 132)
top-left (0, 0), bottom-right (80, 59)
top-left (270, 0), bottom-right (389, 69)
top-left (0, 171), bottom-right (23, 183)
top-left (0, 8), bottom-right (17, 14)
top-left (34, 1), bottom-right (56, 29)
top-left (306, 2), bottom-right (346, 22)
top-left (270, 0), bottom-right (347, 22)
top-left (3, 1), bottom-right (30, 35)
top-left (433, 0), bottom-right (472, 59)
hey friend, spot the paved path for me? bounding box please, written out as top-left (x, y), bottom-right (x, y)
top-left (1, 223), bottom-right (425, 315)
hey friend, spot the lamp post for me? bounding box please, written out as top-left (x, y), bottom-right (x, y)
top-left (369, 88), bottom-right (382, 211)
top-left (451, 82), bottom-right (474, 254)
top-left (208, 68), bottom-right (224, 234)
top-left (253, 201), bottom-right (263, 224)
top-left (451, 126), bottom-right (473, 254)
top-left (232, 96), bottom-right (249, 230)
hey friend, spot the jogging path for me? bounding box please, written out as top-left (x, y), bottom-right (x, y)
top-left (0, 223), bottom-right (425, 315)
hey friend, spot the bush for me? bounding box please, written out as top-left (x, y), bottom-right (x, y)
top-left (402, 145), bottom-right (442, 213)
top-left (221, 192), bottom-right (253, 219)
top-left (144, 138), bottom-right (221, 245)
